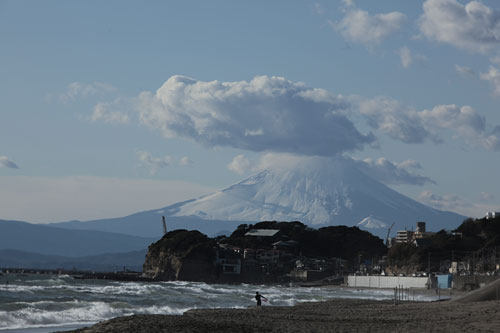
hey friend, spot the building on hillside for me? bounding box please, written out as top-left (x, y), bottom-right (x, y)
top-left (485, 212), bottom-right (500, 219)
top-left (393, 222), bottom-right (435, 246)
top-left (395, 230), bottom-right (414, 243)
top-left (272, 240), bottom-right (300, 256)
top-left (244, 229), bottom-right (280, 237)
top-left (215, 248), bottom-right (241, 275)
top-left (415, 221), bottom-right (426, 235)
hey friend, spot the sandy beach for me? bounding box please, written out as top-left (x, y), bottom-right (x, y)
top-left (66, 297), bottom-right (500, 333)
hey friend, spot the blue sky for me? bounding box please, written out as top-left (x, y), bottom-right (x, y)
top-left (1, 0), bottom-right (500, 222)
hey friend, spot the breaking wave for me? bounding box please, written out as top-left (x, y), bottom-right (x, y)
top-left (0, 275), bottom-right (442, 331)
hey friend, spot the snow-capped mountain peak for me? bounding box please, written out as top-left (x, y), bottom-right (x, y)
top-left (166, 156), bottom-right (464, 236)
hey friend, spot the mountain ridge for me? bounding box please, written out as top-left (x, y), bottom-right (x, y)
top-left (52, 157), bottom-right (466, 239)
top-left (0, 220), bottom-right (155, 257)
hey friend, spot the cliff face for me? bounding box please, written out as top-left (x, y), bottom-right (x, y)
top-left (142, 230), bottom-right (216, 281)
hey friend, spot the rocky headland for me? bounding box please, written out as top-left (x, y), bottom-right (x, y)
top-left (142, 229), bottom-right (217, 282)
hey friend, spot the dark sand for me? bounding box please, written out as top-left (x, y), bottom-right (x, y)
top-left (66, 298), bottom-right (500, 332)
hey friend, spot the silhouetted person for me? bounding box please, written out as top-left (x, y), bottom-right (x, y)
top-left (255, 291), bottom-right (266, 306)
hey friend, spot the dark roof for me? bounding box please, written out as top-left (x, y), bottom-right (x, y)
top-left (245, 229), bottom-right (280, 237)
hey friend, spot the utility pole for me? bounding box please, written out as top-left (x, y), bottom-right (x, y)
top-left (427, 252), bottom-right (431, 275)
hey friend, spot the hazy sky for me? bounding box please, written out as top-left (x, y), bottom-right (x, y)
top-left (1, 0), bottom-right (500, 223)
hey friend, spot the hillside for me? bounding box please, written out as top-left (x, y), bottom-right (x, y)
top-left (387, 216), bottom-right (500, 274)
top-left (143, 221), bottom-right (387, 282)
top-left (221, 221), bottom-right (387, 261)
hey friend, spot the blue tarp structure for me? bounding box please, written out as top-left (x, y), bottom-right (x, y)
top-left (437, 274), bottom-right (452, 289)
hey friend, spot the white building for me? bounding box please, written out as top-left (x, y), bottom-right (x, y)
top-left (485, 212), bottom-right (500, 219)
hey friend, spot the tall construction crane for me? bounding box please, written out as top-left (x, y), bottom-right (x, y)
top-left (386, 223), bottom-right (395, 246)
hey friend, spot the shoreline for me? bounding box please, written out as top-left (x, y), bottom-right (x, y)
top-left (64, 292), bottom-right (499, 333)
top-left (0, 281), bottom-right (468, 332)
top-left (65, 298), bottom-right (500, 332)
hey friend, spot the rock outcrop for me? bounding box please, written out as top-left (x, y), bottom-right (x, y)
top-left (142, 230), bottom-right (216, 281)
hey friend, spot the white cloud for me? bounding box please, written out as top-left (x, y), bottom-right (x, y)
top-left (137, 75), bottom-right (374, 156)
top-left (341, 0), bottom-right (355, 8)
top-left (91, 99), bottom-right (130, 124)
top-left (137, 151), bottom-right (194, 173)
top-left (418, 190), bottom-right (472, 214)
top-left (92, 73), bottom-right (500, 154)
top-left (179, 156), bottom-right (194, 167)
top-left (0, 156), bottom-right (19, 169)
top-left (480, 65), bottom-right (500, 95)
top-left (420, 104), bottom-right (485, 136)
top-left (254, 153), bottom-right (315, 172)
top-left (244, 128), bottom-right (264, 136)
top-left (228, 152), bottom-right (434, 186)
top-left (352, 157), bottom-right (435, 186)
top-left (480, 192), bottom-right (495, 202)
top-left (137, 151), bottom-right (174, 175)
top-left (417, 190), bottom-right (498, 218)
top-left (0, 175), bottom-right (215, 223)
top-left (314, 3), bottom-right (325, 15)
top-left (60, 81), bottom-right (116, 103)
top-left (490, 55), bottom-right (500, 65)
top-left (455, 64), bottom-right (477, 77)
top-left (358, 97), bottom-right (491, 148)
top-left (357, 97), bottom-right (434, 144)
top-left (227, 154), bottom-right (252, 175)
top-left (398, 46), bottom-right (412, 68)
top-left (419, 0), bottom-right (500, 53)
top-left (334, 3), bottom-right (406, 46)
top-left (482, 125), bottom-right (500, 151)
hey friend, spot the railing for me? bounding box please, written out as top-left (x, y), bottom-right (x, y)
top-left (393, 285), bottom-right (416, 305)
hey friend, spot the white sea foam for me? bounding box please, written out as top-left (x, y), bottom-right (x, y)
top-left (0, 276), bottom-right (443, 331)
top-left (0, 301), bottom-right (123, 330)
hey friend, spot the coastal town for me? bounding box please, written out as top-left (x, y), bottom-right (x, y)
top-left (137, 213), bottom-right (500, 293)
top-left (3, 213), bottom-right (500, 293)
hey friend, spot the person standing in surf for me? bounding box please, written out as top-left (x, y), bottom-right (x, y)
top-left (255, 292), bottom-right (267, 306)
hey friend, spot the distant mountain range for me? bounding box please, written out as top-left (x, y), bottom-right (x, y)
top-left (52, 157), bottom-right (466, 239)
top-left (0, 249), bottom-right (146, 272)
top-left (0, 220), bottom-right (156, 257)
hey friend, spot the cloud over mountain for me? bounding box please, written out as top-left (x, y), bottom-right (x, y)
top-left (79, 73), bottom-right (500, 156)
top-left (351, 157), bottom-right (435, 186)
top-left (137, 75), bottom-right (374, 156)
top-left (227, 153), bottom-right (435, 187)
top-left (419, 0), bottom-right (500, 53)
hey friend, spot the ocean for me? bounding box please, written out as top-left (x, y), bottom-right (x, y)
top-left (0, 274), bottom-right (443, 332)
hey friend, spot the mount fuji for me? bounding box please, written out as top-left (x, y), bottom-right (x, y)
top-left (54, 157), bottom-right (466, 239)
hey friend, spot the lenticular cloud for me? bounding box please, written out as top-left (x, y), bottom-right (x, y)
top-left (137, 75), bottom-right (374, 156)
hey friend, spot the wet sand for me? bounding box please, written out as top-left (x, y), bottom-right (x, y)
top-left (66, 298), bottom-right (500, 333)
